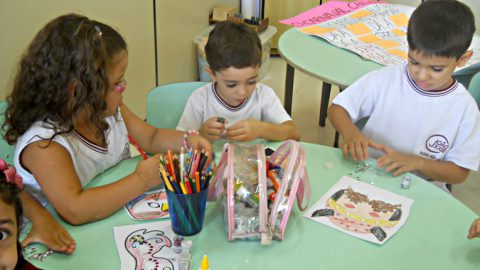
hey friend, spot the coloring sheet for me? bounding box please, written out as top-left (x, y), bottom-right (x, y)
top-left (299, 4), bottom-right (414, 66)
top-left (114, 221), bottom-right (178, 270)
top-left (305, 176), bottom-right (414, 244)
top-left (125, 189), bottom-right (170, 220)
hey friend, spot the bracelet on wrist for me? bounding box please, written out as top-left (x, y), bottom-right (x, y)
top-left (134, 171), bottom-right (149, 191)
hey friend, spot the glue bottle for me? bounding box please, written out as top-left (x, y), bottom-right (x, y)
top-left (199, 255), bottom-right (210, 270)
top-left (178, 240), bottom-right (192, 270)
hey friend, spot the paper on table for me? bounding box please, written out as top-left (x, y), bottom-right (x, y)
top-left (114, 221), bottom-right (178, 270)
top-left (125, 188), bottom-right (170, 220)
top-left (304, 176), bottom-right (414, 245)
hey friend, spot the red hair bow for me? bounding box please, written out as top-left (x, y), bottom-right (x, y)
top-left (0, 158), bottom-right (23, 189)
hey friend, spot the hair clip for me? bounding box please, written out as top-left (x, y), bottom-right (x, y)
top-left (0, 159), bottom-right (23, 189)
top-left (94, 25), bottom-right (103, 37)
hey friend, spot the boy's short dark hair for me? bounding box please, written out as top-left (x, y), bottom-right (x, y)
top-left (205, 21), bottom-right (262, 72)
top-left (407, 0), bottom-right (475, 58)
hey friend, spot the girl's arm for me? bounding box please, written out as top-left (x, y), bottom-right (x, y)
top-left (19, 191), bottom-right (75, 253)
top-left (21, 140), bottom-right (162, 225)
top-left (120, 104), bottom-right (212, 154)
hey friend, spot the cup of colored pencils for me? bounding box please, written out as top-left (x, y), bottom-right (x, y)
top-left (160, 148), bottom-right (215, 236)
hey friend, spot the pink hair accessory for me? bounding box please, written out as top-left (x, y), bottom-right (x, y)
top-left (0, 159), bottom-right (23, 189)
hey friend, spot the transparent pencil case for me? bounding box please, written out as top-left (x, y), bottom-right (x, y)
top-left (208, 140), bottom-right (310, 245)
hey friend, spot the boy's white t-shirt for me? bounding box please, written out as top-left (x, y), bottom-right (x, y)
top-left (176, 82), bottom-right (291, 131)
top-left (333, 64), bottom-right (480, 185)
top-left (14, 112), bottom-right (131, 206)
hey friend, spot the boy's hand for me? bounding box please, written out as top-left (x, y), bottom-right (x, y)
top-left (342, 131), bottom-right (382, 161)
top-left (377, 147), bottom-right (423, 176)
top-left (22, 209), bottom-right (76, 254)
top-left (468, 218), bottom-right (480, 239)
top-left (199, 117), bottom-right (227, 140)
top-left (226, 120), bottom-right (261, 141)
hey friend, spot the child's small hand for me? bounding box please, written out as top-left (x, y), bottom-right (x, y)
top-left (342, 131), bottom-right (380, 161)
top-left (135, 155), bottom-right (162, 189)
top-left (226, 120), bottom-right (261, 142)
top-left (377, 147), bottom-right (422, 177)
top-left (22, 209), bottom-right (76, 254)
top-left (199, 117), bottom-right (227, 140)
top-left (467, 218), bottom-right (480, 239)
top-left (186, 133), bottom-right (213, 155)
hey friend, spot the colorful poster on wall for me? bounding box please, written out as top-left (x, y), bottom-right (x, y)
top-left (305, 176), bottom-right (414, 245)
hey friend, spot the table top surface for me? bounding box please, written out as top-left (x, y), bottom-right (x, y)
top-left (278, 28), bottom-right (480, 88)
top-left (28, 142), bottom-right (480, 270)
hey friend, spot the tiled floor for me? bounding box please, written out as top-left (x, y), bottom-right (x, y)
top-left (261, 56), bottom-right (480, 215)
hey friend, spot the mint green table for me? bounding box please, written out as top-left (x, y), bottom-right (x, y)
top-left (28, 142), bottom-right (480, 269)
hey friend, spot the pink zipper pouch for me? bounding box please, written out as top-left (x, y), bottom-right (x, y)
top-left (209, 140), bottom-right (310, 245)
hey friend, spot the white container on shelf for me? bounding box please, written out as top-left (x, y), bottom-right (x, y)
top-left (194, 25), bottom-right (277, 82)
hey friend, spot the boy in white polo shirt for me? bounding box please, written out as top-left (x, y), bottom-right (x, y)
top-left (328, 0), bottom-right (480, 191)
top-left (177, 21), bottom-right (300, 143)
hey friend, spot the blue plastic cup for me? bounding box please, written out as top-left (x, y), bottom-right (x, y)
top-left (166, 188), bottom-right (208, 236)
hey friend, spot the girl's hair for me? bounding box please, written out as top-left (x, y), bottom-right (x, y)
top-left (0, 163), bottom-right (24, 269)
top-left (3, 13), bottom-right (127, 145)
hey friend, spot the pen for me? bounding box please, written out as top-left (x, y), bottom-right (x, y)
top-left (128, 135), bottom-right (148, 160)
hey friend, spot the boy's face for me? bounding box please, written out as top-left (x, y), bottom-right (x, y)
top-left (0, 201), bottom-right (18, 270)
top-left (407, 49), bottom-right (471, 91)
top-left (207, 66), bottom-right (259, 107)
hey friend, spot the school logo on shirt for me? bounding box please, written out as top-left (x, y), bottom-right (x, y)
top-left (425, 135), bottom-right (449, 154)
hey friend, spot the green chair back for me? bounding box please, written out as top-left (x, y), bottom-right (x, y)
top-left (468, 72), bottom-right (480, 109)
top-left (146, 82), bottom-right (208, 129)
top-left (0, 100), bottom-right (15, 164)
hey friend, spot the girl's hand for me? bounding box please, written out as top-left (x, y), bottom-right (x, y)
top-left (199, 117), bottom-right (227, 140)
top-left (468, 218), bottom-right (480, 239)
top-left (135, 155), bottom-right (162, 189)
top-left (186, 133), bottom-right (213, 154)
top-left (22, 209), bottom-right (76, 254)
top-left (226, 120), bottom-right (261, 142)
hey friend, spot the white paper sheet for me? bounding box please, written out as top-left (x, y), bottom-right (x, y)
top-left (114, 221), bottom-right (178, 270)
top-left (305, 176), bottom-right (414, 245)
